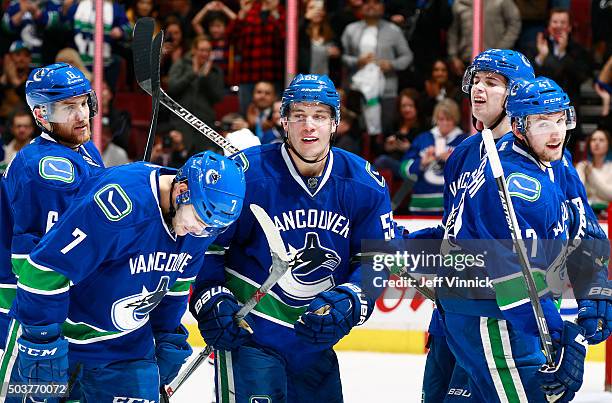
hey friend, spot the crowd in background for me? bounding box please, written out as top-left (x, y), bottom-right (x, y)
top-left (1, 0), bottom-right (612, 216)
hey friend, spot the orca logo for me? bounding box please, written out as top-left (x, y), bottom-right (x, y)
top-left (205, 169), bottom-right (220, 185)
top-left (33, 68), bottom-right (49, 81)
top-left (277, 232), bottom-right (341, 300)
top-left (111, 276), bottom-right (170, 331)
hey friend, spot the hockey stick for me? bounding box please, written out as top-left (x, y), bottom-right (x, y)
top-left (482, 129), bottom-right (562, 402)
top-left (143, 31), bottom-right (163, 161)
top-left (131, 18), bottom-right (240, 156)
top-left (160, 204), bottom-right (293, 401)
top-left (132, 17), bottom-right (154, 96)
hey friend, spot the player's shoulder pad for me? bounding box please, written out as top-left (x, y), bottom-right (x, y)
top-left (331, 147), bottom-right (387, 193)
top-left (237, 143), bottom-right (283, 183)
top-left (89, 163), bottom-right (162, 225)
top-left (16, 140), bottom-right (93, 188)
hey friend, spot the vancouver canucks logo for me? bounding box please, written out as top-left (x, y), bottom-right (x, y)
top-left (205, 169), bottom-right (220, 185)
top-left (365, 162), bottom-right (386, 188)
top-left (277, 232), bottom-right (341, 300)
top-left (424, 161), bottom-right (445, 186)
top-left (111, 276), bottom-right (170, 331)
top-left (33, 68), bottom-right (48, 81)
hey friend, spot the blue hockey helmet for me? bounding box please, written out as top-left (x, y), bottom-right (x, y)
top-left (281, 74), bottom-right (340, 124)
top-left (462, 49), bottom-right (535, 94)
top-left (175, 151), bottom-right (246, 232)
top-left (507, 77), bottom-right (576, 134)
top-left (26, 63), bottom-right (98, 123)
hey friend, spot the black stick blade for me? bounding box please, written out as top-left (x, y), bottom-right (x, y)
top-left (132, 17), bottom-right (155, 92)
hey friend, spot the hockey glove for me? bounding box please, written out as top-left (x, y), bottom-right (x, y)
top-left (17, 324), bottom-right (68, 384)
top-left (577, 293), bottom-right (612, 344)
top-left (154, 324), bottom-right (193, 385)
top-left (189, 286), bottom-right (253, 351)
top-left (538, 321), bottom-right (588, 402)
top-left (295, 284), bottom-right (373, 348)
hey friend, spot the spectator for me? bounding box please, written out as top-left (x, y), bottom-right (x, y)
top-left (422, 58), bottom-right (461, 123)
top-left (192, 1), bottom-right (237, 88)
top-left (160, 17), bottom-right (188, 88)
top-left (298, 0), bottom-right (341, 83)
top-left (399, 98), bottom-right (466, 215)
top-left (63, 0), bottom-right (132, 92)
top-left (219, 112), bottom-right (250, 134)
top-left (595, 55), bottom-right (612, 118)
top-left (375, 88), bottom-right (424, 172)
top-left (334, 88), bottom-right (363, 155)
top-left (164, 0), bottom-right (198, 41)
top-left (150, 129), bottom-right (191, 168)
top-left (246, 81), bottom-right (278, 144)
top-left (228, 0), bottom-right (286, 113)
top-left (168, 34), bottom-right (224, 152)
top-left (99, 80), bottom-right (131, 155)
top-left (126, 0), bottom-right (161, 89)
top-left (1, 0), bottom-right (63, 67)
top-left (100, 124), bottom-right (130, 167)
top-left (341, 0), bottom-right (413, 135)
top-left (329, 0), bottom-right (363, 39)
top-left (576, 129), bottom-right (612, 217)
top-left (0, 41), bottom-right (32, 127)
top-left (384, 0), bottom-right (453, 90)
top-left (447, 0), bottom-right (521, 77)
top-left (1, 108), bottom-right (36, 169)
top-left (527, 8), bottom-right (592, 147)
top-left (219, 113), bottom-right (261, 155)
top-left (514, 0), bottom-right (549, 54)
top-left (127, 0), bottom-right (160, 31)
top-left (55, 47), bottom-right (92, 81)
top-left (591, 0), bottom-right (612, 64)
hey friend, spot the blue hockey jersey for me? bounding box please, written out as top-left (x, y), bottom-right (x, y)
top-left (400, 128), bottom-right (467, 215)
top-left (0, 133), bottom-right (104, 347)
top-left (194, 143), bottom-right (393, 371)
top-left (440, 136), bottom-right (568, 335)
top-left (11, 163), bottom-right (212, 364)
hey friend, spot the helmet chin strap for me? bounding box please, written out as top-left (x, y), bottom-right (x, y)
top-left (472, 94), bottom-right (508, 133)
top-left (515, 132), bottom-right (554, 170)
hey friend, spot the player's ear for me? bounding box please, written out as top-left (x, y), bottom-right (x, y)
top-left (174, 182), bottom-right (189, 199)
top-left (281, 117), bottom-right (289, 132)
top-left (512, 121), bottom-right (525, 140)
top-left (33, 107), bottom-right (51, 130)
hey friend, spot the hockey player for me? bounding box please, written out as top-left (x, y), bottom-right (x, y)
top-left (441, 77), bottom-right (587, 402)
top-left (0, 63), bottom-right (105, 397)
top-left (414, 49), bottom-right (536, 402)
top-left (7, 151), bottom-right (245, 402)
top-left (190, 74), bottom-right (393, 402)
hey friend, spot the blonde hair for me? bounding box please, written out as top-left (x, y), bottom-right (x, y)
top-left (432, 98), bottom-right (460, 126)
top-left (55, 48), bottom-right (92, 81)
top-left (191, 34), bottom-right (212, 50)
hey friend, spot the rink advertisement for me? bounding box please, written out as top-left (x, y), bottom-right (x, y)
top-left (181, 217), bottom-right (608, 362)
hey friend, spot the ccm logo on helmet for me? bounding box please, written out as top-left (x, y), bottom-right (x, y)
top-left (543, 97), bottom-right (562, 104)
